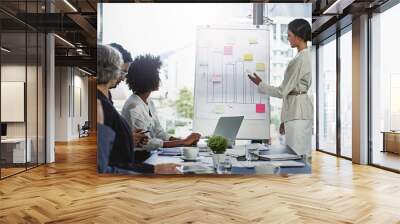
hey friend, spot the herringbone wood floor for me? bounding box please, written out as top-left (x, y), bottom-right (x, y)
top-left (1, 135), bottom-right (400, 224)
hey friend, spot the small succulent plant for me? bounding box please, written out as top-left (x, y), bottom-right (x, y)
top-left (207, 135), bottom-right (228, 154)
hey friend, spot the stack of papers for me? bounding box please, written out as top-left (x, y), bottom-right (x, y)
top-left (177, 165), bottom-right (214, 174)
top-left (258, 153), bottom-right (301, 161)
top-left (271, 160), bottom-right (305, 167)
top-left (227, 144), bottom-right (269, 158)
top-left (232, 160), bottom-right (305, 168)
top-left (226, 150), bottom-right (245, 158)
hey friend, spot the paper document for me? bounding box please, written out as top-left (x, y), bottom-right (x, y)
top-left (158, 148), bottom-right (182, 156)
top-left (258, 153), bottom-right (301, 161)
top-left (271, 160), bottom-right (305, 167)
top-left (177, 165), bottom-right (214, 174)
top-left (241, 143), bottom-right (269, 150)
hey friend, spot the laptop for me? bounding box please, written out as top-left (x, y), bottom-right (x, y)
top-left (212, 116), bottom-right (244, 148)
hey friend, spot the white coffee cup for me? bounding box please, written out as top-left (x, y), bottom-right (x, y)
top-left (182, 147), bottom-right (199, 160)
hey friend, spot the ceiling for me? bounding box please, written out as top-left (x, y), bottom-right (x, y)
top-left (0, 0), bottom-right (97, 73)
top-left (0, 0), bottom-right (394, 74)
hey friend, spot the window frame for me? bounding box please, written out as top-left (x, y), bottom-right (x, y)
top-left (368, 0), bottom-right (400, 173)
top-left (314, 23), bottom-right (353, 161)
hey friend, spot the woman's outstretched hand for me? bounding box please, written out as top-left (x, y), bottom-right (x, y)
top-left (248, 73), bottom-right (262, 85)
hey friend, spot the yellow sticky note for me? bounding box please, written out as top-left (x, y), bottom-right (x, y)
top-left (256, 63), bottom-right (265, 71)
top-left (243, 53), bottom-right (253, 61)
top-left (249, 37), bottom-right (258, 44)
top-left (214, 105), bottom-right (225, 114)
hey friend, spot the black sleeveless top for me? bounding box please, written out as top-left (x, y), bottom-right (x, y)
top-left (97, 90), bottom-right (153, 173)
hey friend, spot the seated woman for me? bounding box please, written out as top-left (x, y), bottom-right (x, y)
top-left (97, 45), bottom-right (178, 174)
top-left (121, 54), bottom-right (201, 152)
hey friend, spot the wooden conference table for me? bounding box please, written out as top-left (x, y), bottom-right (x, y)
top-left (144, 144), bottom-right (311, 175)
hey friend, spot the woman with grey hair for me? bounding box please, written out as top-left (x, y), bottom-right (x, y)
top-left (97, 44), bottom-right (152, 173)
top-left (97, 44), bottom-right (123, 86)
top-left (97, 45), bottom-right (179, 174)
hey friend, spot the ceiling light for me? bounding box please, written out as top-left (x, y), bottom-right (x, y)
top-left (78, 67), bottom-right (92, 76)
top-left (54, 34), bottom-right (75, 48)
top-left (323, 0), bottom-right (354, 15)
top-left (63, 0), bottom-right (78, 12)
top-left (1, 47), bottom-right (11, 53)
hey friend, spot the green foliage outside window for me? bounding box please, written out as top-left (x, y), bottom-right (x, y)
top-left (175, 87), bottom-right (194, 119)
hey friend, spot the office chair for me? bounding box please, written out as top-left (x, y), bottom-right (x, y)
top-left (79, 121), bottom-right (90, 138)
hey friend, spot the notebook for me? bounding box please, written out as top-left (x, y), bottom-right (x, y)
top-left (158, 148), bottom-right (182, 156)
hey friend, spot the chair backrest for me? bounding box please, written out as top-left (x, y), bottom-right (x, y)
top-left (97, 124), bottom-right (116, 173)
top-left (82, 121), bottom-right (90, 130)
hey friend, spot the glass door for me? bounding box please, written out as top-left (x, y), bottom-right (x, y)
top-left (370, 3), bottom-right (400, 171)
top-left (339, 27), bottom-right (352, 159)
top-left (317, 35), bottom-right (337, 155)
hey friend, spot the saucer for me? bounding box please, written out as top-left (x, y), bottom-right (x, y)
top-left (180, 156), bottom-right (202, 162)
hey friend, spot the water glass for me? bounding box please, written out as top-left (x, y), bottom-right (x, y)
top-left (223, 156), bottom-right (232, 174)
top-left (216, 163), bottom-right (225, 174)
top-left (216, 156), bottom-right (232, 174)
top-left (245, 146), bottom-right (258, 161)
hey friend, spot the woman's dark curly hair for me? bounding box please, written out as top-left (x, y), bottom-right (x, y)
top-left (126, 54), bottom-right (162, 94)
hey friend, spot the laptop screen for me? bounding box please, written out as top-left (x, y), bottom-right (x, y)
top-left (213, 116), bottom-right (244, 146)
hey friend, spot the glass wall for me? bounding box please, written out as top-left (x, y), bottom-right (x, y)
top-left (339, 28), bottom-right (352, 158)
top-left (1, 31), bottom-right (28, 177)
top-left (317, 36), bottom-right (337, 154)
top-left (371, 3), bottom-right (400, 171)
top-left (311, 45), bottom-right (317, 151)
top-left (0, 1), bottom-right (46, 179)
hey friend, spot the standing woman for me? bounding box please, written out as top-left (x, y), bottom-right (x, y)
top-left (248, 19), bottom-right (313, 159)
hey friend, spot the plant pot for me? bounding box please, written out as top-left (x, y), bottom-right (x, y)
top-left (212, 153), bottom-right (226, 169)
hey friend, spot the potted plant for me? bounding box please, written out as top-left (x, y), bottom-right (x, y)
top-left (207, 135), bottom-right (228, 169)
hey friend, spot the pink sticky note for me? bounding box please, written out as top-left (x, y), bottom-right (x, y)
top-left (224, 46), bottom-right (232, 55)
top-left (256, 104), bottom-right (266, 113)
top-left (211, 74), bottom-right (222, 82)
